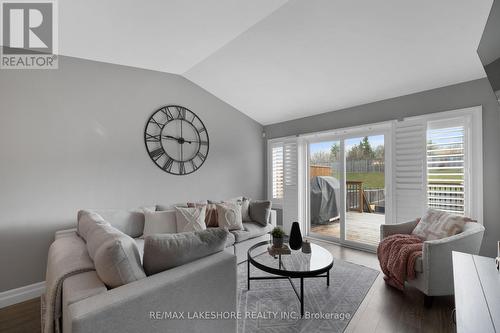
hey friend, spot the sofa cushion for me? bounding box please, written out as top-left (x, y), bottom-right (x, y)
top-left (77, 210), bottom-right (109, 242)
top-left (77, 209), bottom-right (145, 238)
top-left (216, 203), bottom-right (243, 231)
top-left (143, 209), bottom-right (177, 237)
top-left (91, 224), bottom-right (146, 288)
top-left (86, 223), bottom-right (124, 260)
top-left (143, 228), bottom-right (227, 276)
top-left (249, 200), bottom-right (272, 226)
top-left (156, 200), bottom-right (208, 212)
top-left (230, 222), bottom-right (273, 243)
top-left (175, 206), bottom-right (207, 232)
top-left (137, 231), bottom-right (232, 261)
top-left (134, 238), bottom-right (145, 261)
top-left (241, 198), bottom-right (251, 222)
top-left (411, 208), bottom-right (473, 241)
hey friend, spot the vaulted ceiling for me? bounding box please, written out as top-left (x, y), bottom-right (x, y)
top-left (58, 0), bottom-right (493, 125)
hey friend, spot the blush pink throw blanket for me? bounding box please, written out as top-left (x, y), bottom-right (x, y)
top-left (377, 234), bottom-right (423, 290)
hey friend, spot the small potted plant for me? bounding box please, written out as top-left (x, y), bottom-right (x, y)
top-left (271, 227), bottom-right (285, 248)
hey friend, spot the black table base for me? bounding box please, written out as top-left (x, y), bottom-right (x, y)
top-left (247, 253), bottom-right (330, 317)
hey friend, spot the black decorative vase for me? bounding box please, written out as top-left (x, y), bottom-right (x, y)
top-left (289, 222), bottom-right (303, 250)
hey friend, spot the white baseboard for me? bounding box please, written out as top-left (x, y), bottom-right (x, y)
top-left (0, 281), bottom-right (46, 309)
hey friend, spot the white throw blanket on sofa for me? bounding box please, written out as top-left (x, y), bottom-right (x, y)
top-left (41, 233), bottom-right (95, 333)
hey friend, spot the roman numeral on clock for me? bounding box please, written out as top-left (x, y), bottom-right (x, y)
top-left (149, 117), bottom-right (164, 129)
top-left (161, 107), bottom-right (174, 121)
top-left (179, 162), bottom-right (186, 174)
top-left (176, 107), bottom-right (186, 120)
top-left (149, 147), bottom-right (164, 161)
top-left (163, 157), bottom-right (174, 171)
top-left (145, 134), bottom-right (160, 142)
top-left (197, 152), bottom-right (206, 160)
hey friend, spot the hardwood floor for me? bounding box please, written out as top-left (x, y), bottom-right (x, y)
top-left (313, 239), bottom-right (456, 333)
top-left (0, 298), bottom-right (40, 333)
top-left (0, 241), bottom-right (455, 333)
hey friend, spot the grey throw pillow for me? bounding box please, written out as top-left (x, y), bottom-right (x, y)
top-left (94, 234), bottom-right (146, 288)
top-left (241, 198), bottom-right (251, 222)
top-left (88, 223), bottom-right (146, 288)
top-left (143, 228), bottom-right (228, 276)
top-left (249, 200), bottom-right (272, 226)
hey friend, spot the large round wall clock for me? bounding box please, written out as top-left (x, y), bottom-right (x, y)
top-left (144, 105), bottom-right (209, 175)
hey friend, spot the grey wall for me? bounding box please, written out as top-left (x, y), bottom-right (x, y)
top-left (485, 57), bottom-right (500, 92)
top-left (265, 78), bottom-right (500, 257)
top-left (0, 56), bottom-right (265, 292)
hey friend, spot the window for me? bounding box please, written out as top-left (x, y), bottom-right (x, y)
top-left (427, 119), bottom-right (466, 215)
top-left (393, 107), bottom-right (482, 223)
top-left (270, 142), bottom-right (284, 201)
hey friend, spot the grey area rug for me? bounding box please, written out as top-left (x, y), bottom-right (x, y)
top-left (237, 255), bottom-right (379, 333)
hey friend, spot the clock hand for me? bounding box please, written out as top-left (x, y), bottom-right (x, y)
top-left (162, 135), bottom-right (179, 140)
top-left (162, 135), bottom-right (194, 144)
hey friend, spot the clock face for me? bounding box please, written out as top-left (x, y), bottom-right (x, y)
top-left (144, 105), bottom-right (209, 175)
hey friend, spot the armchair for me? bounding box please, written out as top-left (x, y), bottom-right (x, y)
top-left (380, 220), bottom-right (485, 303)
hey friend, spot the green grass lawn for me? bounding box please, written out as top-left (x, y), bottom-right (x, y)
top-left (346, 172), bottom-right (385, 188)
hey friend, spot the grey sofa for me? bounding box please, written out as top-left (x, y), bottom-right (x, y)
top-left (53, 206), bottom-right (277, 333)
top-left (380, 220), bottom-right (485, 298)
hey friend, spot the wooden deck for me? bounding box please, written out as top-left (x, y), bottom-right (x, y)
top-left (310, 212), bottom-right (385, 246)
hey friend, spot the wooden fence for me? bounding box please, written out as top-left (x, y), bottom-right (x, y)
top-left (310, 160), bottom-right (385, 173)
top-left (310, 165), bottom-right (332, 178)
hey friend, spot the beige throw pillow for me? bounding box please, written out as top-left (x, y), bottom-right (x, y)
top-left (216, 203), bottom-right (243, 231)
top-left (188, 202), bottom-right (219, 227)
top-left (142, 209), bottom-right (177, 236)
top-left (175, 206), bottom-right (207, 232)
top-left (411, 208), bottom-right (473, 241)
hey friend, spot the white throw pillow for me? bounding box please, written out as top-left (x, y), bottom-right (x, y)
top-left (142, 209), bottom-right (177, 237)
top-left (216, 203), bottom-right (243, 231)
top-left (411, 208), bottom-right (473, 241)
top-left (175, 206), bottom-right (207, 233)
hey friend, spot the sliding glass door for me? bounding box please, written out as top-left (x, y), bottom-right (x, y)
top-left (307, 131), bottom-right (389, 250)
top-left (309, 140), bottom-right (342, 239)
top-left (344, 135), bottom-right (385, 247)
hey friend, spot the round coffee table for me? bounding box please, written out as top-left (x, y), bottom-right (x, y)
top-left (247, 241), bottom-right (334, 316)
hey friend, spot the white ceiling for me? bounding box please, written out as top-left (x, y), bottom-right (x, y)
top-left (57, 1), bottom-right (493, 125)
top-left (185, 0), bottom-right (493, 125)
top-left (58, 0), bottom-right (288, 74)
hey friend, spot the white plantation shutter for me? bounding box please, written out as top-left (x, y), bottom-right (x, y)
top-left (392, 119), bottom-right (427, 223)
top-left (270, 144), bottom-right (284, 201)
top-left (282, 139), bottom-right (299, 234)
top-left (427, 118), bottom-right (466, 215)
